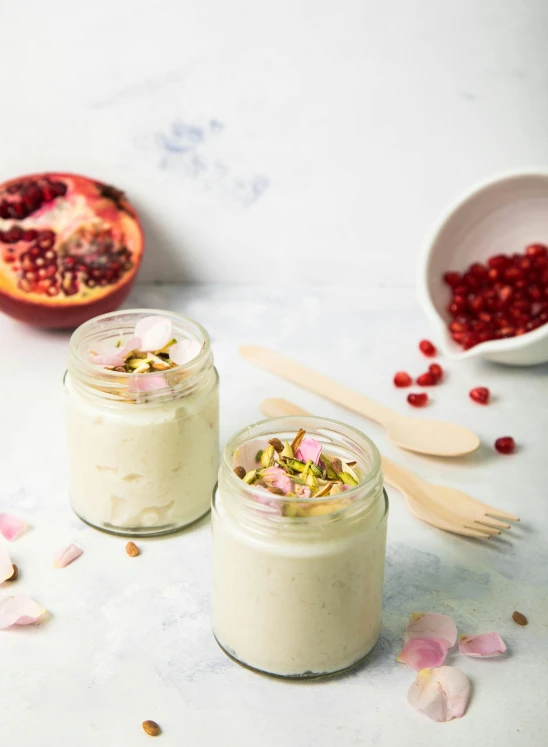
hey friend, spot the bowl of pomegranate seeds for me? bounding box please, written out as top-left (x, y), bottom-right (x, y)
top-left (419, 172), bottom-right (548, 365)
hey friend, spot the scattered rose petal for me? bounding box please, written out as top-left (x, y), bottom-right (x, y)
top-left (458, 632), bottom-right (507, 657)
top-left (129, 374), bottom-right (166, 392)
top-left (0, 595), bottom-right (46, 629)
top-left (170, 339), bottom-right (202, 365)
top-left (53, 544), bottom-right (83, 568)
top-left (0, 513), bottom-right (27, 542)
top-left (404, 612), bottom-right (458, 647)
top-left (408, 666), bottom-right (470, 722)
top-left (90, 336), bottom-right (142, 367)
top-left (397, 637), bottom-right (449, 671)
top-left (135, 316), bottom-right (173, 352)
top-left (296, 437), bottom-right (323, 465)
top-left (261, 467), bottom-right (294, 495)
top-left (0, 544), bottom-right (14, 583)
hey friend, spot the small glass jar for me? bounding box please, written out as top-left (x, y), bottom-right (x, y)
top-left (64, 309), bottom-right (219, 536)
top-left (212, 415), bottom-right (388, 678)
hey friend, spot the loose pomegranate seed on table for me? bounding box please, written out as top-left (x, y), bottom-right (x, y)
top-left (469, 386), bottom-right (490, 405)
top-left (419, 339), bottom-right (437, 357)
top-left (428, 363), bottom-right (443, 381)
top-left (393, 371), bottom-right (412, 388)
top-left (416, 371), bottom-right (437, 386)
top-left (495, 436), bottom-right (516, 454)
top-left (407, 392), bottom-right (429, 407)
top-left (443, 243), bottom-right (548, 349)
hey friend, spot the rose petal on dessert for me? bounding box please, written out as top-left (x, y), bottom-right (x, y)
top-left (170, 339), bottom-right (202, 365)
top-left (0, 595), bottom-right (46, 629)
top-left (90, 336), bottom-right (142, 366)
top-left (129, 374), bottom-right (166, 392)
top-left (53, 544), bottom-right (83, 568)
top-left (408, 666), bottom-right (470, 722)
top-left (397, 636), bottom-right (449, 671)
top-left (458, 632), bottom-right (507, 657)
top-left (0, 513), bottom-right (27, 542)
top-left (0, 543), bottom-right (13, 583)
top-left (404, 612), bottom-right (458, 647)
top-left (295, 437), bottom-right (323, 465)
top-left (261, 467), bottom-right (294, 495)
top-left (135, 316), bottom-right (173, 352)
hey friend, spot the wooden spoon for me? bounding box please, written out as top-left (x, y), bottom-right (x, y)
top-left (240, 345), bottom-right (480, 457)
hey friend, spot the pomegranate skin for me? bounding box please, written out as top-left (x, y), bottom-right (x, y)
top-left (0, 172), bottom-right (144, 329)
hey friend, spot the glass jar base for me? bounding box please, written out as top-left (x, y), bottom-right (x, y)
top-left (72, 506), bottom-right (211, 537)
top-left (213, 632), bottom-right (379, 680)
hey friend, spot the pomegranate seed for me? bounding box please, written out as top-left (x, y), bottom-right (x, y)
top-left (23, 229), bottom-right (37, 241)
top-left (428, 363), bottom-right (443, 381)
top-left (3, 227), bottom-right (23, 243)
top-left (416, 371), bottom-right (437, 386)
top-left (394, 371), bottom-right (412, 388)
top-left (495, 436), bottom-right (516, 454)
top-left (419, 339), bottom-right (437, 357)
top-left (407, 392), bottom-right (428, 407)
top-left (525, 243), bottom-right (547, 258)
top-left (469, 386), bottom-right (490, 405)
top-left (443, 271), bottom-right (461, 287)
top-left (504, 267), bottom-right (522, 284)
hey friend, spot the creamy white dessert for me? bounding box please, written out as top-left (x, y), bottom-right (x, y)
top-left (65, 310), bottom-right (219, 534)
top-left (66, 370), bottom-right (218, 531)
top-left (212, 420), bottom-right (387, 677)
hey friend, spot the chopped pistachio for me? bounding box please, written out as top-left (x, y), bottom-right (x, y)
top-left (342, 461), bottom-right (359, 482)
top-left (330, 483), bottom-right (342, 495)
top-left (133, 362), bottom-right (151, 374)
top-left (234, 466), bottom-right (246, 479)
top-left (331, 457), bottom-right (343, 474)
top-left (315, 482), bottom-right (335, 497)
top-left (126, 358), bottom-right (150, 369)
top-left (267, 486), bottom-right (284, 495)
top-left (261, 445), bottom-right (275, 468)
top-left (283, 458), bottom-right (307, 473)
top-left (306, 472), bottom-right (317, 488)
top-left (310, 463), bottom-right (323, 478)
top-left (255, 449), bottom-right (263, 463)
top-left (339, 472), bottom-right (358, 486)
top-left (322, 455), bottom-right (339, 480)
top-left (243, 469), bottom-right (258, 484)
top-left (281, 441), bottom-right (294, 459)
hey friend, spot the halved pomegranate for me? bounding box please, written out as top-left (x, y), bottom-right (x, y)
top-left (0, 172), bottom-right (144, 328)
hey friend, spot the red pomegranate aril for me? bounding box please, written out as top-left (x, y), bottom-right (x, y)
top-left (469, 386), bottom-right (490, 405)
top-left (419, 339), bottom-right (437, 357)
top-left (22, 229), bottom-right (37, 241)
top-left (407, 392), bottom-right (429, 407)
top-left (416, 371), bottom-right (437, 386)
top-left (443, 271), bottom-right (461, 287)
top-left (498, 285), bottom-right (513, 305)
top-left (428, 363), bottom-right (443, 381)
top-left (525, 243), bottom-right (547, 258)
top-left (504, 267), bottom-right (522, 284)
top-left (528, 285), bottom-right (542, 302)
top-left (3, 227), bottom-right (24, 243)
top-left (488, 254), bottom-right (509, 270)
top-left (394, 371), bottom-right (412, 388)
top-left (495, 436), bottom-right (516, 455)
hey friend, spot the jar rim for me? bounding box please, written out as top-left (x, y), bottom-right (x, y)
top-left (222, 415), bottom-right (382, 508)
top-left (67, 308), bottom-right (213, 403)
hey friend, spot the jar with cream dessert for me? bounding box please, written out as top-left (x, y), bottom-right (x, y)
top-left (212, 416), bottom-right (388, 678)
top-left (64, 309), bottom-right (219, 536)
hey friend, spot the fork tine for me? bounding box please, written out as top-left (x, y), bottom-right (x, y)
top-left (477, 517), bottom-right (512, 530)
top-left (468, 522), bottom-right (501, 536)
top-left (484, 508), bottom-right (520, 522)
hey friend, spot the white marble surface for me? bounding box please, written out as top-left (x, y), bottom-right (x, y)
top-left (1, 283), bottom-right (547, 746)
top-left (2, 1), bottom-right (548, 286)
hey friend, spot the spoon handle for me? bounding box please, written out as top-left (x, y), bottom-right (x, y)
top-left (240, 346), bottom-right (395, 426)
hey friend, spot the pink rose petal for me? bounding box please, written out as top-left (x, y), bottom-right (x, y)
top-left (135, 316), bottom-right (173, 352)
top-left (408, 666), bottom-right (470, 722)
top-left (458, 632), bottom-right (507, 657)
top-left (0, 595), bottom-right (46, 629)
top-left (170, 339), bottom-right (202, 365)
top-left (0, 513), bottom-right (27, 542)
top-left (261, 466), bottom-right (294, 495)
top-left (129, 374), bottom-right (166, 392)
top-left (89, 336), bottom-right (142, 367)
top-left (53, 544), bottom-right (83, 568)
top-left (404, 612), bottom-right (458, 647)
top-left (0, 543), bottom-right (14, 583)
top-left (295, 437), bottom-right (323, 465)
top-left (397, 636), bottom-right (449, 671)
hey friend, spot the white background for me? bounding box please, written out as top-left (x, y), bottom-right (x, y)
top-left (2, 0), bottom-right (548, 285)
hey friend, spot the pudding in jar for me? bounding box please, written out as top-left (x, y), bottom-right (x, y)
top-left (212, 416), bottom-right (388, 678)
top-left (65, 309), bottom-right (219, 536)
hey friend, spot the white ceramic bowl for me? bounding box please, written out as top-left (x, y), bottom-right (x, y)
top-left (418, 171), bottom-right (548, 366)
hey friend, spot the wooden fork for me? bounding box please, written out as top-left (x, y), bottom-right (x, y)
top-left (260, 398), bottom-right (520, 540)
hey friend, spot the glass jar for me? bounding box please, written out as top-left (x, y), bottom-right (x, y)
top-left (212, 415), bottom-right (388, 678)
top-left (64, 309), bottom-right (219, 536)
